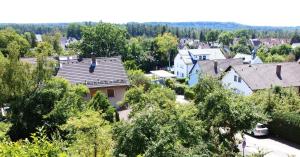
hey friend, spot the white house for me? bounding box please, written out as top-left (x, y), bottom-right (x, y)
top-left (174, 49), bottom-right (226, 78)
top-left (233, 53), bottom-right (263, 64)
top-left (222, 62), bottom-right (300, 96)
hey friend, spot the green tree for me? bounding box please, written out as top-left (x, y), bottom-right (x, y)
top-left (0, 128), bottom-right (67, 156)
top-left (235, 30), bottom-right (249, 39)
top-left (277, 44), bottom-right (292, 55)
top-left (113, 104), bottom-right (209, 157)
top-left (293, 47), bottom-right (300, 60)
top-left (46, 84), bottom-right (89, 126)
top-left (194, 76), bottom-right (222, 104)
top-left (194, 76), bottom-right (266, 155)
top-left (53, 32), bottom-right (63, 54)
top-left (8, 78), bottom-right (69, 140)
top-left (127, 70), bottom-right (151, 89)
top-left (199, 31), bottom-right (205, 42)
top-left (67, 23), bottom-right (82, 39)
top-left (34, 42), bottom-right (54, 56)
top-left (80, 23), bottom-right (127, 57)
top-left (290, 33), bottom-right (300, 44)
top-left (154, 32), bottom-right (178, 68)
top-left (87, 92), bottom-right (115, 123)
top-left (34, 51), bottom-right (55, 83)
top-left (0, 42), bottom-right (35, 108)
top-left (218, 32), bottom-right (234, 46)
top-left (62, 110), bottom-right (113, 157)
top-left (0, 28), bottom-right (30, 56)
top-left (205, 30), bottom-right (219, 44)
top-left (230, 44), bottom-right (251, 54)
top-left (42, 32), bottom-right (63, 55)
top-left (24, 32), bottom-right (37, 48)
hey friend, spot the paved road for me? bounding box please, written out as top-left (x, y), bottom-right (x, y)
top-left (238, 134), bottom-right (300, 156)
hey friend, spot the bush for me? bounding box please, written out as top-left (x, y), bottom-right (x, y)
top-left (184, 89), bottom-right (195, 100)
top-left (174, 84), bottom-right (186, 95)
top-left (176, 78), bottom-right (187, 84)
top-left (269, 112), bottom-right (300, 145)
top-left (165, 78), bottom-right (175, 89)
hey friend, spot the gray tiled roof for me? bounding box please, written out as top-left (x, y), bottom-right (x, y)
top-left (56, 57), bottom-right (130, 88)
top-left (198, 58), bottom-right (244, 77)
top-left (231, 62), bottom-right (300, 90)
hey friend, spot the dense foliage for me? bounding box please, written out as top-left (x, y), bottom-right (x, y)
top-left (1, 22), bottom-right (300, 156)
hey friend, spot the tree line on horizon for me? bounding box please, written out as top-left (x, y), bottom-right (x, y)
top-left (1, 22), bottom-right (300, 39)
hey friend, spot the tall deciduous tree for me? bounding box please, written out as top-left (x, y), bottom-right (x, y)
top-left (80, 23), bottom-right (127, 57)
top-left (62, 110), bottom-right (113, 157)
top-left (0, 41), bottom-right (35, 108)
top-left (0, 28), bottom-right (30, 56)
top-left (24, 32), bottom-right (37, 48)
top-left (205, 30), bottom-right (219, 44)
top-left (154, 32), bottom-right (178, 68)
top-left (218, 32), bottom-right (234, 46)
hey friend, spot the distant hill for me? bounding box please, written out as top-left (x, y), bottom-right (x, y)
top-left (143, 22), bottom-right (300, 31)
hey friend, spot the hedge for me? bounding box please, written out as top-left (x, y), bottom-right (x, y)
top-left (269, 112), bottom-right (300, 145)
top-left (176, 78), bottom-right (187, 84)
top-left (184, 89), bottom-right (195, 100)
top-left (174, 84), bottom-right (186, 95)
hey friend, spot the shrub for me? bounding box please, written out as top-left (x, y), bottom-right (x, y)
top-left (176, 78), bottom-right (187, 84)
top-left (174, 84), bottom-right (186, 95)
top-left (184, 89), bottom-right (195, 100)
top-left (165, 78), bottom-right (175, 89)
top-left (269, 112), bottom-right (300, 145)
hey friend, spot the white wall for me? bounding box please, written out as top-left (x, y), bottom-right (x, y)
top-left (221, 69), bottom-right (253, 96)
top-left (174, 54), bottom-right (193, 78)
top-left (174, 54), bottom-right (186, 78)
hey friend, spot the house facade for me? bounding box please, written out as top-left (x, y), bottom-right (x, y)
top-left (222, 62), bottom-right (300, 95)
top-left (188, 58), bottom-right (244, 86)
top-left (174, 49), bottom-right (226, 78)
top-left (56, 56), bottom-right (130, 106)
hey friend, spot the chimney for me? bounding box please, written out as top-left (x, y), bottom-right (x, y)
top-left (91, 52), bottom-right (96, 64)
top-left (276, 64), bottom-right (281, 77)
top-left (214, 60), bottom-right (218, 73)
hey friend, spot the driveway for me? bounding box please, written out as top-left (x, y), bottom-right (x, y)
top-left (118, 108), bottom-right (132, 121)
top-left (238, 134), bottom-right (300, 156)
top-left (176, 95), bottom-right (189, 104)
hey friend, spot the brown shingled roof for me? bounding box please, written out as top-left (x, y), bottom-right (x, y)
top-left (56, 57), bottom-right (130, 88)
top-left (231, 62), bottom-right (300, 90)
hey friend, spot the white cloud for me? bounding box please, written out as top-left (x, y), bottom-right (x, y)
top-left (1, 0), bottom-right (299, 26)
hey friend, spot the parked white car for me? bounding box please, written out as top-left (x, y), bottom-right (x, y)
top-left (251, 123), bottom-right (269, 136)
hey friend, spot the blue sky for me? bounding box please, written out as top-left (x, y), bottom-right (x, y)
top-left (1, 0), bottom-right (300, 26)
